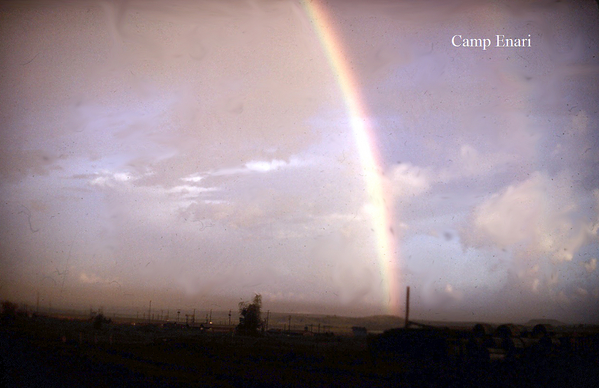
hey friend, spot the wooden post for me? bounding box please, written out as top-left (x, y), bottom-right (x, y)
top-left (404, 286), bottom-right (410, 329)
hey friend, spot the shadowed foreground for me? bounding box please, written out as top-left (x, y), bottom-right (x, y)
top-left (2, 315), bottom-right (599, 387)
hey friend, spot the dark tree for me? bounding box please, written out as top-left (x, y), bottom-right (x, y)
top-left (1, 301), bottom-right (18, 325)
top-left (237, 294), bottom-right (262, 335)
top-left (92, 313), bottom-right (111, 330)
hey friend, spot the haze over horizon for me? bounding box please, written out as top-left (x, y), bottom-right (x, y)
top-left (1, 0), bottom-right (598, 324)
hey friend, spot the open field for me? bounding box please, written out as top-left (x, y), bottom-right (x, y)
top-left (2, 313), bottom-right (599, 387)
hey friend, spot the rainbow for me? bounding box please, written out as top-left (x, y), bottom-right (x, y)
top-left (302, 0), bottom-right (401, 315)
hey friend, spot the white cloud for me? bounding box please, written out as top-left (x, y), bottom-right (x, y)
top-left (88, 170), bottom-right (139, 187)
top-left (460, 172), bottom-right (599, 298)
top-left (203, 199), bottom-right (228, 205)
top-left (207, 157), bottom-right (307, 177)
top-left (245, 159), bottom-right (288, 172)
top-left (387, 163), bottom-right (431, 199)
top-left (182, 174), bottom-right (203, 183)
top-left (168, 185), bottom-right (218, 197)
top-left (461, 172), bottom-right (597, 263)
top-left (462, 174), bottom-right (545, 249)
top-left (85, 169), bottom-right (221, 224)
top-left (90, 176), bottom-right (111, 187)
top-left (382, 144), bottom-right (515, 214)
top-left (113, 172), bottom-right (132, 182)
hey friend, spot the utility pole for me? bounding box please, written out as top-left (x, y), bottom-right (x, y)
top-left (404, 286), bottom-right (410, 329)
top-left (228, 309), bottom-right (231, 326)
top-left (266, 310), bottom-right (270, 331)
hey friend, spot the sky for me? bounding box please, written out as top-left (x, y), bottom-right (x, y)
top-left (1, 0), bottom-right (598, 324)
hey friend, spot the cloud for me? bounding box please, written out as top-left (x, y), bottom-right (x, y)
top-left (245, 159), bottom-right (289, 172)
top-left (207, 157), bottom-right (306, 177)
top-left (461, 172), bottom-right (597, 263)
top-left (444, 283), bottom-right (463, 301)
top-left (88, 170), bottom-right (138, 188)
top-left (387, 163), bottom-right (432, 199)
top-left (79, 272), bottom-right (120, 287)
top-left (87, 169), bottom-right (219, 210)
top-left (182, 174), bottom-right (203, 183)
top-left (420, 281), bottom-right (464, 310)
top-left (167, 185), bottom-right (218, 199)
top-left (584, 258), bottom-right (597, 273)
top-left (459, 172), bottom-right (599, 299)
top-left (575, 287), bottom-right (588, 297)
top-left (439, 144), bottom-right (517, 182)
